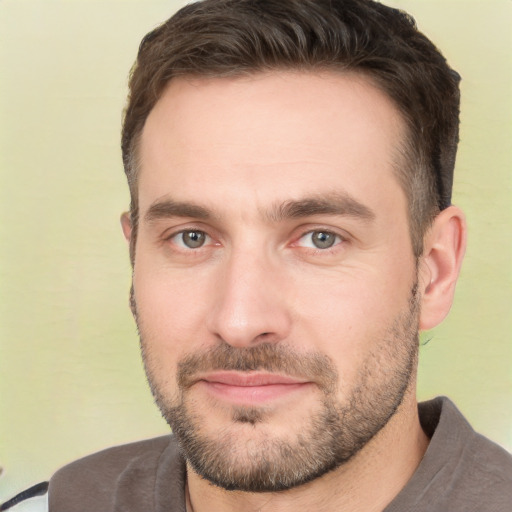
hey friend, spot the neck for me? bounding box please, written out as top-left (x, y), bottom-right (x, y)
top-left (186, 389), bottom-right (429, 512)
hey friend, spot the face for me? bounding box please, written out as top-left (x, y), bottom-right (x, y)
top-left (128, 71), bottom-right (421, 491)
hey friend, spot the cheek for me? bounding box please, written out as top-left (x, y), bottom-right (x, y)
top-left (133, 262), bottom-right (214, 361)
top-left (290, 267), bottom-right (412, 379)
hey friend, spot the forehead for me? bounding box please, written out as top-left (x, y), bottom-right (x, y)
top-left (138, 71), bottom-right (407, 218)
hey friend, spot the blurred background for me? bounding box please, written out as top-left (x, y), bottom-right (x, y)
top-left (1, 0), bottom-right (511, 501)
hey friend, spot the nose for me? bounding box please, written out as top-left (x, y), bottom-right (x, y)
top-left (206, 250), bottom-right (292, 348)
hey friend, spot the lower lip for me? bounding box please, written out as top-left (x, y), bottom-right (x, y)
top-left (198, 380), bottom-right (310, 405)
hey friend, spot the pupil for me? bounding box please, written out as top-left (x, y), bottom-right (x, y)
top-left (183, 231), bottom-right (205, 248)
top-left (313, 231), bottom-right (335, 249)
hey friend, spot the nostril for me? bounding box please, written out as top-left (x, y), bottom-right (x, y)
top-left (255, 332), bottom-right (274, 342)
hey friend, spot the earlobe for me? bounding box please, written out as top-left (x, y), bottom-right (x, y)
top-left (120, 212), bottom-right (132, 242)
top-left (418, 206), bottom-right (467, 331)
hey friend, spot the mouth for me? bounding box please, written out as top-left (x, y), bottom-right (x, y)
top-left (194, 371), bottom-right (313, 406)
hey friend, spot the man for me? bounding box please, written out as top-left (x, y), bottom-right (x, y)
top-left (3, 0), bottom-right (511, 511)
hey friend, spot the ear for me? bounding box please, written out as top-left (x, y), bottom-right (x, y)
top-left (121, 212), bottom-right (137, 316)
top-left (418, 206), bottom-right (467, 331)
top-left (120, 212), bottom-right (132, 242)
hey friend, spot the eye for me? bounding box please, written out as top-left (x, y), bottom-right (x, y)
top-left (297, 230), bottom-right (342, 250)
top-left (171, 230), bottom-right (210, 249)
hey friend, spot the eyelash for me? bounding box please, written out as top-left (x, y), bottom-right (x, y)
top-left (294, 230), bottom-right (344, 251)
top-left (165, 229), bottom-right (214, 250)
top-left (163, 227), bottom-right (347, 254)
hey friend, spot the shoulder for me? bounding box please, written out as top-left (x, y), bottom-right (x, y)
top-left (460, 424), bottom-right (512, 497)
top-left (439, 397), bottom-right (512, 509)
top-left (426, 397), bottom-right (512, 474)
top-left (51, 435), bottom-right (174, 484)
top-left (48, 435), bottom-right (182, 512)
top-left (397, 397), bottom-right (512, 511)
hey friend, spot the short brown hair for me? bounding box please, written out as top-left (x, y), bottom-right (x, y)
top-left (122, 0), bottom-right (461, 258)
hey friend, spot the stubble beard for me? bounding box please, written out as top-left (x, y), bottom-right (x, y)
top-left (135, 283), bottom-right (420, 493)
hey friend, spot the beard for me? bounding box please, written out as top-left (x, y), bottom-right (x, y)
top-left (135, 282), bottom-right (420, 493)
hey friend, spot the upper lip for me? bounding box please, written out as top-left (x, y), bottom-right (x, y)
top-left (198, 371), bottom-right (309, 387)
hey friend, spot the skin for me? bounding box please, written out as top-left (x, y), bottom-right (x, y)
top-left (122, 71), bottom-right (466, 511)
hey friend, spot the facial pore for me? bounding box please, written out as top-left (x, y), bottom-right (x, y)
top-left (137, 281), bottom-right (420, 492)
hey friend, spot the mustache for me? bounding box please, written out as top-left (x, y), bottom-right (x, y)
top-left (177, 342), bottom-right (338, 392)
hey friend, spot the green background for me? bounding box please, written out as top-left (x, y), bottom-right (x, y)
top-left (1, 0), bottom-right (511, 500)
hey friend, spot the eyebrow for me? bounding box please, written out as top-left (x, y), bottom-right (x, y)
top-left (144, 199), bottom-right (212, 223)
top-left (267, 193), bottom-right (375, 223)
top-left (143, 192), bottom-right (375, 224)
